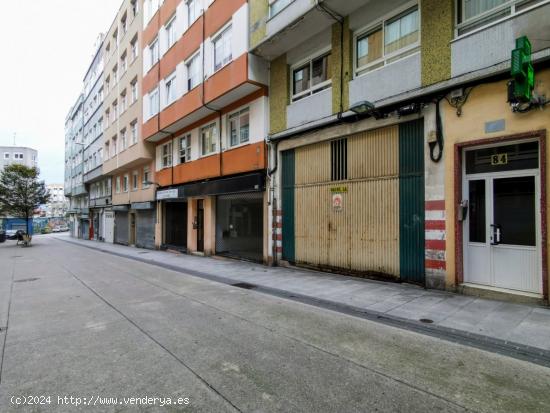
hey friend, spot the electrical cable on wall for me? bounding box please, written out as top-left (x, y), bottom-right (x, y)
top-left (429, 98), bottom-right (444, 163)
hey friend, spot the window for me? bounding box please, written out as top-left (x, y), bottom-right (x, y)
top-left (292, 52), bottom-right (331, 101)
top-left (121, 52), bottom-right (128, 74)
top-left (143, 167), bottom-right (151, 188)
top-left (165, 72), bottom-right (177, 105)
top-left (162, 142), bottom-right (173, 168)
top-left (457, 0), bottom-right (542, 34)
top-left (131, 120), bottom-right (138, 144)
top-left (116, 176), bottom-right (121, 193)
top-left (269, 0), bottom-right (293, 17)
top-left (187, 0), bottom-right (201, 26)
top-left (120, 90), bottom-right (127, 112)
top-left (131, 0), bottom-right (139, 17)
top-left (4, 153), bottom-right (9, 159)
top-left (131, 36), bottom-right (139, 61)
top-left (120, 128), bottom-right (127, 150)
top-left (105, 142), bottom-right (110, 159)
top-left (355, 6), bottom-right (419, 75)
top-left (213, 25), bottom-right (232, 71)
top-left (228, 108), bottom-right (249, 147)
top-left (14, 153), bottom-right (24, 160)
top-left (201, 123), bottom-right (217, 155)
top-left (131, 78), bottom-right (138, 103)
top-left (149, 87), bottom-right (159, 117)
top-left (149, 38), bottom-right (159, 67)
top-left (166, 16), bottom-right (177, 49)
top-left (121, 13), bottom-right (127, 34)
top-left (112, 137), bottom-right (117, 156)
top-left (186, 52), bottom-right (201, 90)
top-left (331, 138), bottom-right (348, 181)
top-left (179, 134), bottom-right (191, 163)
top-left (132, 171), bottom-right (139, 191)
top-left (123, 174), bottom-right (129, 192)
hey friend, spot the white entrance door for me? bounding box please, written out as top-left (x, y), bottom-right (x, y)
top-left (104, 211), bottom-right (114, 244)
top-left (463, 141), bottom-right (541, 294)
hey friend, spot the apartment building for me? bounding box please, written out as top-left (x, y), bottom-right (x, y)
top-left (82, 36), bottom-right (113, 242)
top-left (141, 0), bottom-right (269, 261)
top-left (251, 0), bottom-right (550, 303)
top-left (1, 146), bottom-right (38, 172)
top-left (44, 184), bottom-right (69, 218)
top-left (65, 95), bottom-right (88, 238)
top-left (103, 0), bottom-right (156, 249)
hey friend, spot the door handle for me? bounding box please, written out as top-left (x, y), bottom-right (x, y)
top-left (490, 224), bottom-right (502, 245)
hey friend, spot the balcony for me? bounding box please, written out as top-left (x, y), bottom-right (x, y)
top-left (103, 141), bottom-right (154, 175)
top-left (251, 0), bottom-right (369, 60)
top-left (83, 165), bottom-right (104, 184)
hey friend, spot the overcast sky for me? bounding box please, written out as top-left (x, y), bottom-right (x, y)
top-left (0, 1), bottom-right (121, 184)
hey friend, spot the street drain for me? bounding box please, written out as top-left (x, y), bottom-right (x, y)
top-left (232, 282), bottom-right (257, 290)
top-left (419, 318), bottom-right (434, 324)
top-left (137, 251), bottom-right (150, 255)
top-left (14, 278), bottom-right (39, 283)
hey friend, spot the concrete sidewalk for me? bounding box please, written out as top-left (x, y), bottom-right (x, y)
top-left (55, 234), bottom-right (550, 353)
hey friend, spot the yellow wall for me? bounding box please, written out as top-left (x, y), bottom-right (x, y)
top-left (442, 68), bottom-right (550, 298)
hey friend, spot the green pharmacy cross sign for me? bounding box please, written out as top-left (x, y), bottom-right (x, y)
top-left (511, 36), bottom-right (535, 103)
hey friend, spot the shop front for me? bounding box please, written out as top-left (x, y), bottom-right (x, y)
top-left (132, 202), bottom-right (156, 250)
top-left (113, 205), bottom-right (129, 245)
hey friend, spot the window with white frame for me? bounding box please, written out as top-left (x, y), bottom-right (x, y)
top-left (187, 0), bottom-right (201, 26)
top-left (132, 170), bottom-right (139, 191)
top-left (292, 51), bottom-right (332, 101)
top-left (149, 87), bottom-right (159, 118)
top-left (116, 176), bottom-right (121, 193)
top-left (120, 128), bottom-right (127, 150)
top-left (121, 52), bottom-right (127, 73)
top-left (3, 153), bottom-right (9, 159)
top-left (112, 137), bottom-right (117, 157)
top-left (269, 0), bottom-right (294, 17)
top-left (131, 36), bottom-right (139, 61)
top-left (213, 25), bottom-right (232, 72)
top-left (162, 142), bottom-right (173, 168)
top-left (131, 120), bottom-right (138, 144)
top-left (457, 0), bottom-right (543, 35)
top-left (166, 15), bottom-right (177, 49)
top-left (179, 134), bottom-right (192, 163)
top-left (200, 123), bottom-right (217, 156)
top-left (355, 6), bottom-right (419, 75)
top-left (123, 174), bottom-right (129, 192)
top-left (165, 72), bottom-right (177, 106)
top-left (14, 153), bottom-right (24, 160)
top-left (143, 166), bottom-right (151, 187)
top-left (131, 78), bottom-right (138, 103)
top-left (228, 108), bottom-right (249, 147)
top-left (186, 52), bottom-right (201, 90)
top-left (149, 38), bottom-right (159, 68)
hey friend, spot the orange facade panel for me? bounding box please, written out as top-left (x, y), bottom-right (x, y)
top-left (143, 63), bottom-right (159, 95)
top-left (205, 0), bottom-right (246, 37)
top-left (159, 20), bottom-right (203, 80)
top-left (173, 154), bottom-right (221, 184)
top-left (143, 116), bottom-right (160, 140)
top-left (157, 168), bottom-right (173, 187)
top-left (160, 86), bottom-right (203, 130)
top-left (222, 142), bottom-right (266, 176)
top-left (204, 54), bottom-right (248, 102)
top-left (160, 0), bottom-right (181, 26)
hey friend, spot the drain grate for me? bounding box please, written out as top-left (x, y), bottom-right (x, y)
top-left (137, 251), bottom-right (150, 255)
top-left (419, 318), bottom-right (434, 324)
top-left (14, 278), bottom-right (39, 283)
top-left (232, 282), bottom-right (257, 290)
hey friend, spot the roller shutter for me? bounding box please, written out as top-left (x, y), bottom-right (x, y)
top-left (115, 212), bottom-right (129, 245)
top-left (136, 210), bottom-right (155, 249)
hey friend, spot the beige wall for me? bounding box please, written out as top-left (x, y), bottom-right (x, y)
top-left (102, 0), bottom-right (154, 205)
top-left (442, 68), bottom-right (550, 299)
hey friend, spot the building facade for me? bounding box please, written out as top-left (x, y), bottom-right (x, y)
top-left (82, 35), bottom-right (113, 242)
top-left (1, 146), bottom-right (38, 172)
top-left (44, 184), bottom-right (69, 218)
top-left (142, 0), bottom-right (269, 261)
top-left (102, 0), bottom-right (156, 249)
top-left (65, 95), bottom-right (88, 238)
top-left (250, 0), bottom-right (550, 303)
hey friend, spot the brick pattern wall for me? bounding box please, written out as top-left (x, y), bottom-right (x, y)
top-left (425, 200), bottom-right (446, 289)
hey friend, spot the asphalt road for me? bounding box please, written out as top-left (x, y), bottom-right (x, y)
top-left (0, 236), bottom-right (549, 412)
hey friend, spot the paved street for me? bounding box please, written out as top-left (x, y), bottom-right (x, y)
top-left (1, 236), bottom-right (549, 412)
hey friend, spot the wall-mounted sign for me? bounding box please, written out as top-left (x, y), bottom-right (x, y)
top-left (330, 186), bottom-right (348, 193)
top-left (156, 189), bottom-right (178, 200)
top-left (332, 193), bottom-right (343, 212)
top-left (491, 153), bottom-right (508, 166)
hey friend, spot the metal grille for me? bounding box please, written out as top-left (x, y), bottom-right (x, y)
top-left (115, 212), bottom-right (129, 245)
top-left (331, 138), bottom-right (348, 181)
top-left (215, 192), bottom-right (263, 262)
top-left (136, 210), bottom-right (155, 249)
